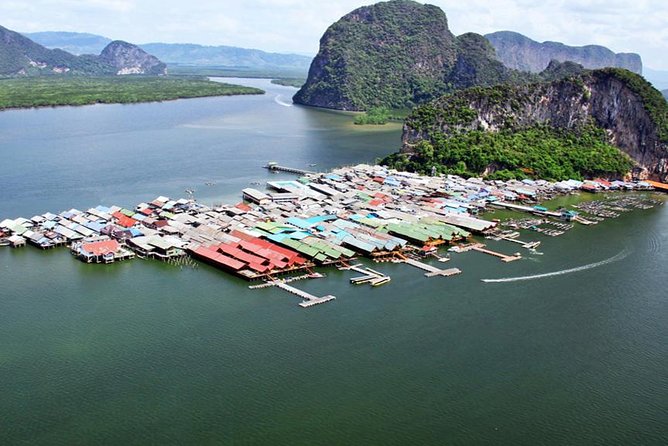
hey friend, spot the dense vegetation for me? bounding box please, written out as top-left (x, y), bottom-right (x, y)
top-left (294, 0), bottom-right (460, 110)
top-left (353, 107), bottom-right (391, 125)
top-left (0, 77), bottom-right (263, 109)
top-left (382, 125), bottom-right (634, 180)
top-left (271, 78), bottom-right (305, 88)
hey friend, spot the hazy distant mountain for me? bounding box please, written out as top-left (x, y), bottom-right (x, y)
top-left (1, 25), bottom-right (166, 76)
top-left (663, 90), bottom-right (668, 100)
top-left (24, 30), bottom-right (312, 72)
top-left (643, 67), bottom-right (668, 90)
top-left (485, 31), bottom-right (642, 74)
top-left (24, 31), bottom-right (112, 55)
top-left (139, 43), bottom-right (311, 71)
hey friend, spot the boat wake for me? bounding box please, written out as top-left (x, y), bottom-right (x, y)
top-left (274, 95), bottom-right (293, 107)
top-left (481, 249), bottom-right (630, 283)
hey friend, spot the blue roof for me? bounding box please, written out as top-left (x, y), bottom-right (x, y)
top-left (95, 205), bottom-right (111, 213)
top-left (286, 217), bottom-right (313, 230)
top-left (304, 215), bottom-right (337, 224)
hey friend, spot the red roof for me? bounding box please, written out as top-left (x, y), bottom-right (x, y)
top-left (235, 202), bottom-right (252, 212)
top-left (217, 243), bottom-right (268, 266)
top-left (230, 230), bottom-right (303, 263)
top-left (81, 240), bottom-right (119, 256)
top-left (193, 246), bottom-right (245, 271)
top-left (115, 215), bottom-right (137, 228)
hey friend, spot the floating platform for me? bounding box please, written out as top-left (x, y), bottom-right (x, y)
top-left (272, 280), bottom-right (336, 308)
top-left (471, 244), bottom-right (521, 262)
top-left (346, 264), bottom-right (391, 286)
top-left (402, 258), bottom-right (462, 277)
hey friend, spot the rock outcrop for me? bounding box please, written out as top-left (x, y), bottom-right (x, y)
top-left (99, 41), bottom-right (166, 75)
top-left (401, 69), bottom-right (668, 181)
top-left (485, 31), bottom-right (642, 74)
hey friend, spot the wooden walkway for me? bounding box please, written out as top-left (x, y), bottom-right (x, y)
top-left (471, 245), bottom-right (521, 262)
top-left (272, 280), bottom-right (336, 308)
top-left (489, 201), bottom-right (561, 218)
top-left (403, 258), bottom-right (462, 278)
top-left (264, 163), bottom-right (315, 175)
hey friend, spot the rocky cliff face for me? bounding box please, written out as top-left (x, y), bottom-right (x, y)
top-left (402, 69), bottom-right (668, 181)
top-left (293, 0), bottom-right (524, 111)
top-left (485, 31), bottom-right (642, 74)
top-left (99, 41), bottom-right (166, 75)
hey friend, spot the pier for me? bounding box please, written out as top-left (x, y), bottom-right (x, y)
top-left (264, 162), bottom-right (315, 176)
top-left (344, 264), bottom-right (391, 286)
top-left (489, 201), bottom-right (562, 218)
top-left (402, 258), bottom-right (462, 278)
top-left (271, 280), bottom-right (336, 308)
top-left (471, 244), bottom-right (521, 262)
top-left (497, 235), bottom-right (541, 249)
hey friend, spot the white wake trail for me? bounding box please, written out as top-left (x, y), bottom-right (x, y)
top-left (274, 95), bottom-right (293, 107)
top-left (481, 249), bottom-right (630, 283)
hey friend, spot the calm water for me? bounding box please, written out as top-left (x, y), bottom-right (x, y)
top-left (1, 80), bottom-right (666, 445)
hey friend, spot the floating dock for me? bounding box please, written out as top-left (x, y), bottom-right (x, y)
top-left (271, 280), bottom-right (336, 308)
top-left (344, 264), bottom-right (392, 286)
top-left (497, 235), bottom-right (541, 249)
top-left (471, 244), bottom-right (521, 262)
top-left (402, 258), bottom-right (462, 277)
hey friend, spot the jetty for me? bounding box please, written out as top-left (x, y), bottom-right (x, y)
top-left (497, 235), bottom-right (541, 250)
top-left (264, 162), bottom-right (315, 176)
top-left (471, 244), bottom-right (521, 262)
top-left (344, 264), bottom-right (391, 286)
top-left (271, 280), bottom-right (336, 308)
top-left (489, 201), bottom-right (562, 218)
top-left (402, 258), bottom-right (462, 278)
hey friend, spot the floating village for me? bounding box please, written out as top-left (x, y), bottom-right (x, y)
top-left (1, 163), bottom-right (665, 308)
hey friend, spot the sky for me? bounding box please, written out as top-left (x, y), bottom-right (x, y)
top-left (2, 0), bottom-right (667, 70)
